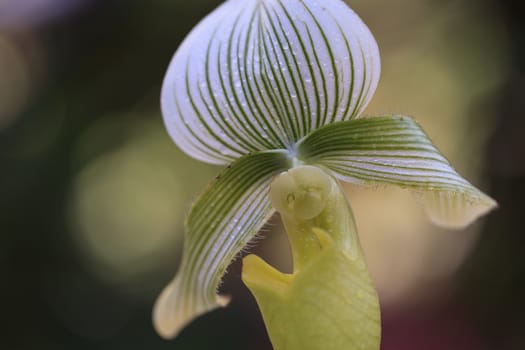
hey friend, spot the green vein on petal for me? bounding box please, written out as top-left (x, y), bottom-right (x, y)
top-left (296, 116), bottom-right (497, 228)
top-left (161, 0), bottom-right (380, 164)
top-left (153, 150), bottom-right (290, 339)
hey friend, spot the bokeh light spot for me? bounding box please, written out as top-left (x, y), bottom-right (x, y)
top-left (0, 35), bottom-right (30, 130)
top-left (70, 117), bottom-right (216, 294)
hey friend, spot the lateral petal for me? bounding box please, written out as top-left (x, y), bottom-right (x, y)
top-left (297, 116), bottom-right (497, 228)
top-left (153, 150), bottom-right (290, 338)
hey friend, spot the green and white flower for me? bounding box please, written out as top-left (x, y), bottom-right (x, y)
top-left (154, 0), bottom-right (496, 341)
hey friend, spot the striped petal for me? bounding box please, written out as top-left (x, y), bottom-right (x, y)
top-left (161, 0), bottom-right (380, 164)
top-left (153, 150), bottom-right (290, 339)
top-left (296, 116), bottom-right (497, 228)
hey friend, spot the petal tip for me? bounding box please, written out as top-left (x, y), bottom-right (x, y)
top-left (152, 276), bottom-right (229, 339)
top-left (423, 191), bottom-right (498, 230)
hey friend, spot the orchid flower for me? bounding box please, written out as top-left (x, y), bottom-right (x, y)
top-left (153, 0), bottom-right (497, 346)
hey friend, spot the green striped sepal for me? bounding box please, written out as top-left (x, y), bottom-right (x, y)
top-left (161, 0), bottom-right (380, 164)
top-left (153, 150), bottom-right (290, 338)
top-left (296, 115), bottom-right (497, 228)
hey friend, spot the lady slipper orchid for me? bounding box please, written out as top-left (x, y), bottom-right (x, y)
top-left (153, 0), bottom-right (497, 346)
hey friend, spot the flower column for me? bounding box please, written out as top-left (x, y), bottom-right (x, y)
top-left (243, 166), bottom-right (381, 350)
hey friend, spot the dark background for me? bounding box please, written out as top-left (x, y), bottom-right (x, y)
top-left (0, 0), bottom-right (524, 349)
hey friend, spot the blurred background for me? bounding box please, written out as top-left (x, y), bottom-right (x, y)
top-left (0, 0), bottom-right (523, 349)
